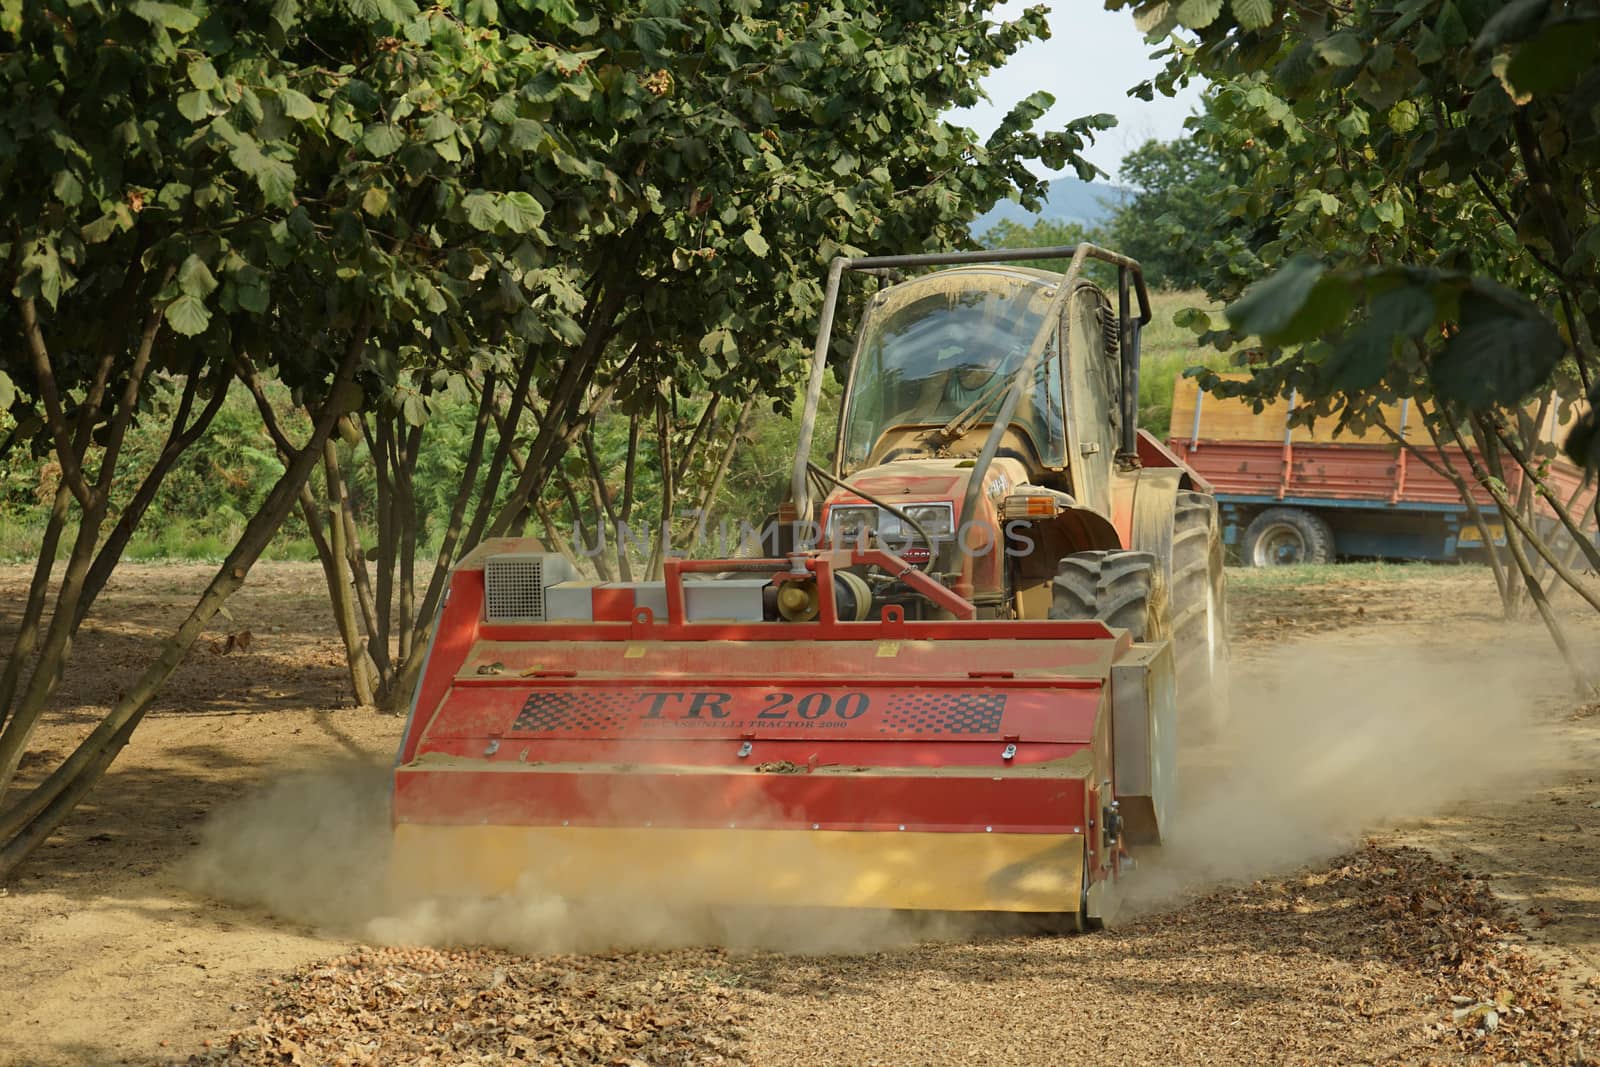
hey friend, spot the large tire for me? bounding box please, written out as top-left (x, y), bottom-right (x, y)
top-left (1050, 549), bottom-right (1163, 640)
top-left (1171, 491), bottom-right (1231, 733)
top-left (1047, 553), bottom-right (1154, 933)
top-left (1242, 506), bottom-right (1335, 566)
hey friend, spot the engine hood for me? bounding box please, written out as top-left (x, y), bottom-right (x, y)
top-left (826, 456), bottom-right (1032, 515)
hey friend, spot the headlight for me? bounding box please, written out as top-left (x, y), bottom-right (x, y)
top-left (828, 505), bottom-right (879, 545)
top-left (902, 503), bottom-right (954, 538)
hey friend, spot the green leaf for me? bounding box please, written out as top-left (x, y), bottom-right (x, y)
top-left (21, 241), bottom-right (64, 308)
top-left (0, 0), bottom-right (21, 36)
top-left (534, 0), bottom-right (579, 25)
top-left (1133, 0), bottom-right (1179, 38)
top-left (236, 279), bottom-right (270, 314)
top-left (164, 293), bottom-right (211, 336)
top-left (699, 327), bottom-right (734, 357)
top-left (361, 185), bottom-right (390, 216)
top-left (1225, 256), bottom-right (1326, 337)
top-left (0, 370), bottom-right (14, 410)
top-left (178, 253), bottom-right (218, 298)
top-left (1431, 284), bottom-right (1566, 409)
top-left (80, 207), bottom-right (130, 244)
top-left (188, 58), bottom-right (219, 91)
top-left (462, 191), bottom-right (500, 231)
top-left (1173, 307), bottom-right (1214, 334)
top-left (401, 392), bottom-right (427, 426)
top-left (1388, 99), bottom-right (1420, 134)
top-left (412, 276), bottom-right (447, 314)
top-left (423, 112), bottom-right (459, 143)
top-left (1231, 0), bottom-right (1272, 30)
top-left (1176, 0), bottom-right (1222, 28)
top-left (131, 1), bottom-right (201, 33)
top-left (278, 88), bottom-right (317, 121)
top-left (362, 123), bottom-right (405, 158)
top-left (741, 229), bottom-right (770, 257)
top-left (1314, 32), bottom-right (1364, 67)
top-left (499, 191), bottom-right (545, 233)
top-left (228, 139), bottom-right (296, 207)
top-left (51, 170), bottom-right (82, 207)
top-left (177, 91), bottom-right (213, 122)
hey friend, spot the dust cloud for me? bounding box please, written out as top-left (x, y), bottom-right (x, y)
top-left (180, 762), bottom-right (393, 931)
top-left (1115, 630), bottom-right (1571, 918)
top-left (179, 762), bottom-right (967, 955)
top-left (182, 630), bottom-right (1571, 950)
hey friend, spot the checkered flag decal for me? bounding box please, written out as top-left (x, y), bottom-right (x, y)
top-left (512, 691), bottom-right (633, 733)
top-left (879, 692), bottom-right (1007, 735)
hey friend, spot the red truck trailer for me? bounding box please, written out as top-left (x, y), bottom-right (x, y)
top-left (1167, 377), bottom-right (1596, 565)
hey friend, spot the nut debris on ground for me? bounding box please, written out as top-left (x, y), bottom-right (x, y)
top-left (180, 945), bottom-right (749, 1066)
top-left (174, 844), bottom-right (1599, 1067)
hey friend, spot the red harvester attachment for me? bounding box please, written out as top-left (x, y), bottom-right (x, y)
top-left (391, 541), bottom-right (1175, 922)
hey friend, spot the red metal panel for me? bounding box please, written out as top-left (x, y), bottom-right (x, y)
top-left (415, 736), bottom-right (1078, 768)
top-left (398, 570), bottom-right (483, 766)
top-left (455, 633), bottom-right (1118, 683)
top-left (1169, 437), bottom-right (1600, 519)
top-left (393, 766), bottom-right (1089, 834)
top-left (478, 616), bottom-right (1121, 645)
top-left (417, 683), bottom-right (1100, 744)
top-left (1135, 428), bottom-right (1212, 491)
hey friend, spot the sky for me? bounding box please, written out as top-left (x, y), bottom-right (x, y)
top-left (953, 2), bottom-right (1206, 183)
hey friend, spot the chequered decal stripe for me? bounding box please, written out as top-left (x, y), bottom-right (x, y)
top-left (879, 693), bottom-right (1006, 735)
top-left (513, 691), bottom-right (633, 733)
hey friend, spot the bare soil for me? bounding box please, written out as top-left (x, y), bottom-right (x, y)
top-left (3, 562), bottom-right (1600, 1066)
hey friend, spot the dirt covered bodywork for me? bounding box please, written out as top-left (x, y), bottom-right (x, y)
top-left (391, 541), bottom-right (1175, 916)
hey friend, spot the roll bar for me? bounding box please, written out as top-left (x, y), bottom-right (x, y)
top-left (789, 244), bottom-right (1152, 523)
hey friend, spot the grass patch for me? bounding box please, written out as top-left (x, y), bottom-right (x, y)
top-left (1227, 560), bottom-right (1475, 590)
top-left (1137, 288), bottom-right (1233, 440)
top-left (0, 514), bottom-right (322, 565)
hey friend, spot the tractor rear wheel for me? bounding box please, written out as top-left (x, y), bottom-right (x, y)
top-left (1047, 555), bottom-right (1150, 932)
top-left (1170, 491), bottom-right (1230, 734)
top-left (1049, 550), bottom-right (1163, 640)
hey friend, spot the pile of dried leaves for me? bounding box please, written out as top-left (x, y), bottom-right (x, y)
top-left (1329, 843), bottom-right (1594, 1064)
top-left (184, 945), bottom-right (750, 1066)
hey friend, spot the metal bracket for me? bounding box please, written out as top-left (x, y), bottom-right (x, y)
top-left (737, 741), bottom-right (753, 758)
top-left (1001, 743), bottom-right (1017, 761)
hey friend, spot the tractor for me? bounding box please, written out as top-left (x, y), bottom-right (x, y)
top-left (390, 245), bottom-right (1228, 928)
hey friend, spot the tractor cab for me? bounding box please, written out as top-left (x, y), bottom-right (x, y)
top-left (838, 267), bottom-right (1069, 477)
top-left (807, 260), bottom-right (1138, 615)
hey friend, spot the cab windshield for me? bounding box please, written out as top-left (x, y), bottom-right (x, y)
top-left (840, 272), bottom-right (1063, 470)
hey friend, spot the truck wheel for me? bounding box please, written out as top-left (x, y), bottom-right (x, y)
top-left (1171, 491), bottom-right (1231, 734)
top-left (1242, 506), bottom-right (1334, 566)
top-left (1049, 550), bottom-right (1163, 640)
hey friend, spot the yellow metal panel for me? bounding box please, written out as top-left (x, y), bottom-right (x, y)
top-left (1458, 522), bottom-right (1504, 545)
top-left (391, 824), bottom-right (1084, 913)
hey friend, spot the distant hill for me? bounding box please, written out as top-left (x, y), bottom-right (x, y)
top-left (971, 177), bottom-right (1129, 237)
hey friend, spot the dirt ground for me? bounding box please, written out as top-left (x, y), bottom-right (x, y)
top-left (3, 561), bottom-right (1600, 1065)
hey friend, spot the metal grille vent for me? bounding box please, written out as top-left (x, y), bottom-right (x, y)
top-left (484, 554), bottom-right (547, 621)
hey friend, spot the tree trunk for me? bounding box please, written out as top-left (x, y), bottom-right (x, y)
top-left (321, 442), bottom-right (378, 706)
top-left (1410, 405), bottom-right (1515, 615)
top-left (0, 485), bottom-right (71, 735)
top-left (74, 366), bottom-right (231, 629)
top-left (0, 338), bottom-right (366, 879)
